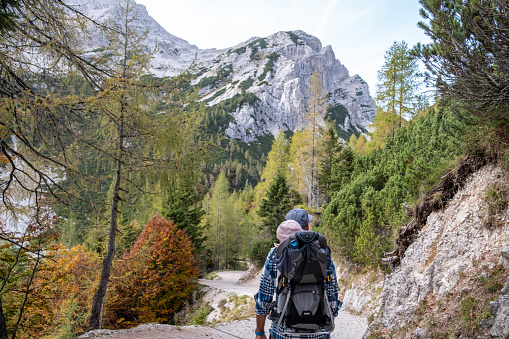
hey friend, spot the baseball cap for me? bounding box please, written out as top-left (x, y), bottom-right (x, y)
top-left (285, 208), bottom-right (313, 228)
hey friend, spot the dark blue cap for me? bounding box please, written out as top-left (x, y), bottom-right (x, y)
top-left (285, 208), bottom-right (313, 228)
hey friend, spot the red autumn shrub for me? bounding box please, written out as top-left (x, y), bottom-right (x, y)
top-left (106, 214), bottom-right (198, 328)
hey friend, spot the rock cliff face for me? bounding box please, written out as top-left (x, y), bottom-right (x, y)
top-left (77, 0), bottom-right (375, 142)
top-left (198, 31), bottom-right (374, 142)
top-left (363, 165), bottom-right (509, 338)
top-left (75, 0), bottom-right (220, 75)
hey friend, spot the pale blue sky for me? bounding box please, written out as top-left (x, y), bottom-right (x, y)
top-left (136, 0), bottom-right (431, 96)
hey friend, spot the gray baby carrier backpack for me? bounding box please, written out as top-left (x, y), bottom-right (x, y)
top-left (269, 231), bottom-right (335, 337)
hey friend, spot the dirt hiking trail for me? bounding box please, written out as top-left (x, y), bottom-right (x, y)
top-left (80, 270), bottom-right (367, 338)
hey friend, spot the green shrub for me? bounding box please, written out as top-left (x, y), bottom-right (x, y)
top-left (258, 53), bottom-right (280, 81)
top-left (286, 31), bottom-right (304, 45)
top-left (319, 107), bottom-right (466, 265)
top-left (240, 77), bottom-right (254, 93)
top-left (191, 304), bottom-right (213, 325)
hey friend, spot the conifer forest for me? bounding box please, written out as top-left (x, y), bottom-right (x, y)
top-left (0, 0), bottom-right (508, 337)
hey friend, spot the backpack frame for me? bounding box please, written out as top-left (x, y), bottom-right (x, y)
top-left (272, 231), bottom-right (335, 337)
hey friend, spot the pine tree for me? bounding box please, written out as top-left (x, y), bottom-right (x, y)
top-left (414, 0), bottom-right (509, 144)
top-left (317, 125), bottom-right (341, 203)
top-left (257, 172), bottom-right (302, 241)
top-left (162, 186), bottom-right (206, 252)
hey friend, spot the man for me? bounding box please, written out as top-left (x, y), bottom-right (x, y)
top-left (254, 208), bottom-right (341, 339)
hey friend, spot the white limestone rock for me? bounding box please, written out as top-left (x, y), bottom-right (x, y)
top-left (77, 1), bottom-right (375, 141)
top-left (373, 165), bottom-right (509, 332)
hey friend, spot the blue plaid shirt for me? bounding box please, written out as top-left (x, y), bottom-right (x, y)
top-left (254, 248), bottom-right (342, 339)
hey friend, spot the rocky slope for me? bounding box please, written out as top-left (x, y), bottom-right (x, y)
top-left (356, 164), bottom-right (509, 338)
top-left (76, 0), bottom-right (375, 142)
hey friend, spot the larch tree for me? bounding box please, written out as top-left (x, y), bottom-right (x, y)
top-left (288, 130), bottom-right (312, 201)
top-left (86, 0), bottom-right (162, 328)
top-left (305, 71), bottom-right (328, 207)
top-left (203, 171), bottom-right (231, 270)
top-left (0, 1), bottom-right (109, 336)
top-left (0, 0), bottom-right (204, 333)
top-left (376, 41), bottom-right (421, 130)
top-left (88, 0), bottom-right (206, 329)
top-left (368, 107), bottom-right (400, 151)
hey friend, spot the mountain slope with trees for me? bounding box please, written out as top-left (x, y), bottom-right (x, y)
top-left (1, 0), bottom-right (508, 338)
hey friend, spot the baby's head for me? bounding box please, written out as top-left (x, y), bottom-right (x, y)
top-left (275, 220), bottom-right (302, 247)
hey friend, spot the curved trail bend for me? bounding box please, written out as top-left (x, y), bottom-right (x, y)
top-left (80, 270), bottom-right (367, 339)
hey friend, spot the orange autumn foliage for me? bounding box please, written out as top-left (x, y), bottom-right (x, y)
top-left (105, 214), bottom-right (198, 328)
top-left (19, 244), bottom-right (100, 338)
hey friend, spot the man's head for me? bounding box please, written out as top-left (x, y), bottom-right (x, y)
top-left (285, 208), bottom-right (313, 229)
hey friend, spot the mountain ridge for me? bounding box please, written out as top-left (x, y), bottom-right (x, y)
top-left (77, 0), bottom-right (375, 141)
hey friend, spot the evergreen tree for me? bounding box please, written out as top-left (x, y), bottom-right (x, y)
top-left (414, 0), bottom-right (509, 144)
top-left (257, 172), bottom-right (302, 241)
top-left (162, 186), bottom-right (206, 252)
top-left (317, 125), bottom-right (341, 204)
top-left (330, 146), bottom-right (355, 191)
top-left (319, 107), bottom-right (465, 265)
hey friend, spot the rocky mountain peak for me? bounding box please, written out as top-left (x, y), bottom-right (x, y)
top-left (77, 0), bottom-right (375, 141)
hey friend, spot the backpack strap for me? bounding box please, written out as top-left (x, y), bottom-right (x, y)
top-left (276, 236), bottom-right (293, 258)
top-left (317, 233), bottom-right (327, 249)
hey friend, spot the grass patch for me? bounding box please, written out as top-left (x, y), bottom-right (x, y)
top-left (484, 183), bottom-right (508, 228)
top-left (203, 272), bottom-right (219, 280)
top-left (213, 295), bottom-right (255, 324)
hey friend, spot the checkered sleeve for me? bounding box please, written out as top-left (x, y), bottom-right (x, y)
top-left (254, 248), bottom-right (278, 316)
top-left (326, 260), bottom-right (342, 317)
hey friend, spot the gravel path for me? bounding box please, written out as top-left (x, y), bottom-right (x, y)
top-left (80, 270), bottom-right (367, 339)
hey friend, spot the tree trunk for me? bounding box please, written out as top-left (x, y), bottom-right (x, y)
top-left (89, 115), bottom-right (124, 330)
top-left (0, 298), bottom-right (7, 339)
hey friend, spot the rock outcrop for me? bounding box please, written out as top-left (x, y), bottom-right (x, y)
top-left (364, 164), bottom-right (509, 338)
